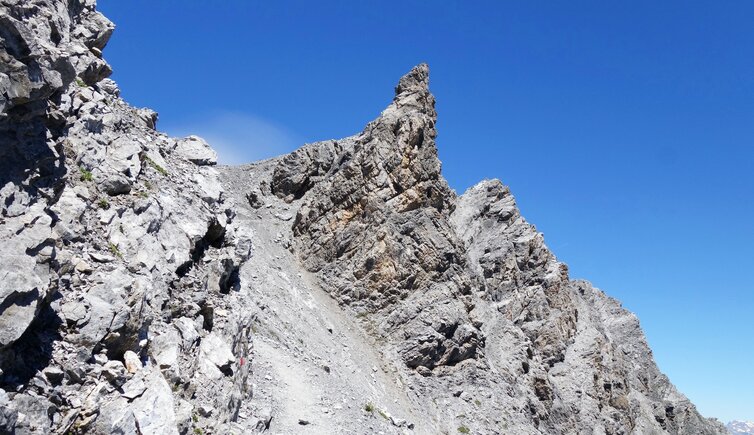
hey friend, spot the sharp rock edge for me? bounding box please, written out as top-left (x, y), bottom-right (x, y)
top-left (0, 1), bottom-right (728, 434)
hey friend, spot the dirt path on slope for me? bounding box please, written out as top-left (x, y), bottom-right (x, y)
top-left (220, 163), bottom-right (433, 434)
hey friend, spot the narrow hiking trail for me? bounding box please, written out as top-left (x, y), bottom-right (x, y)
top-left (221, 162), bottom-right (429, 434)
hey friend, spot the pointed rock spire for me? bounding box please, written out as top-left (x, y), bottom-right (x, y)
top-left (270, 63), bottom-right (440, 203)
top-left (395, 63), bottom-right (430, 96)
top-left (389, 63), bottom-right (436, 118)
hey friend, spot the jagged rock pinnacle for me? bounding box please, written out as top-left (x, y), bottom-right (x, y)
top-left (395, 63), bottom-right (430, 96)
top-left (390, 63), bottom-right (436, 117)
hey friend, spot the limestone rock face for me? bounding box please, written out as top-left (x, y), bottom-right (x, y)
top-left (225, 65), bottom-right (723, 434)
top-left (279, 64), bottom-right (481, 373)
top-left (1, 1), bottom-right (253, 434)
top-left (451, 180), bottom-right (720, 434)
top-left (0, 1), bottom-right (727, 434)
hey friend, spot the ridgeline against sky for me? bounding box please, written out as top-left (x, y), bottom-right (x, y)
top-left (98, 2), bottom-right (754, 421)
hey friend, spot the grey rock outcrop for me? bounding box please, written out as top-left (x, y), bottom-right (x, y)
top-left (221, 63), bottom-right (725, 434)
top-left (1, 1), bottom-right (252, 433)
top-left (0, 0), bottom-right (726, 434)
top-left (225, 65), bottom-right (723, 434)
top-left (279, 65), bottom-right (480, 373)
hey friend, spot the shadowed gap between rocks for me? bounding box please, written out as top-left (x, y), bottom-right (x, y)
top-left (175, 218), bottom-right (226, 277)
top-left (0, 296), bottom-right (62, 390)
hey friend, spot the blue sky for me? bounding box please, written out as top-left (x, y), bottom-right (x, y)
top-left (99, 1), bottom-right (754, 422)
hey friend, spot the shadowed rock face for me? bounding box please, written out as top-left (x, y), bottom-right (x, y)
top-left (0, 1), bottom-right (727, 434)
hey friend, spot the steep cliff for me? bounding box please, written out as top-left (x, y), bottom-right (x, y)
top-left (0, 1), bottom-right (726, 434)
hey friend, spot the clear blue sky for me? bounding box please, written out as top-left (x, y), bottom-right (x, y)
top-left (99, 1), bottom-right (754, 422)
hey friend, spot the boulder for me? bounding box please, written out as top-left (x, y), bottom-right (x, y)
top-left (174, 136), bottom-right (217, 166)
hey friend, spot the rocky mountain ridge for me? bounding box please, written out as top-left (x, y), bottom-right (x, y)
top-left (728, 421), bottom-right (754, 435)
top-left (0, 0), bottom-right (727, 433)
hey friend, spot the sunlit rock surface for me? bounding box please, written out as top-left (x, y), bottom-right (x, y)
top-left (0, 1), bottom-right (726, 433)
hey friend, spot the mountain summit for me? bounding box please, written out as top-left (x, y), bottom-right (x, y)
top-left (0, 0), bottom-right (726, 433)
